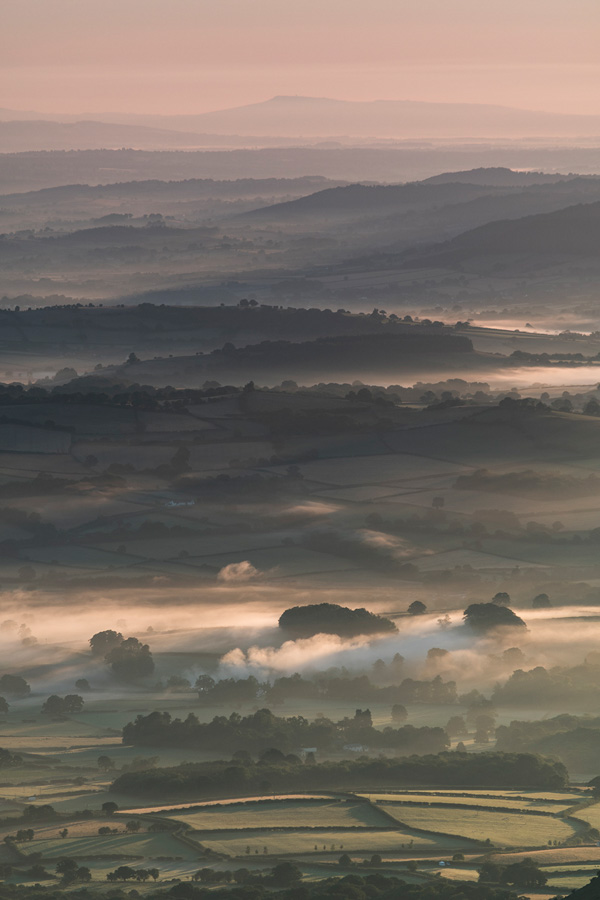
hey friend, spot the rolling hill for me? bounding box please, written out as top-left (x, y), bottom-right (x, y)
top-left (410, 201), bottom-right (600, 267)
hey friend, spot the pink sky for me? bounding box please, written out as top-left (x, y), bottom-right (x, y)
top-left (3, 0), bottom-right (600, 115)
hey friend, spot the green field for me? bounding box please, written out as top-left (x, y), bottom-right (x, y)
top-left (20, 832), bottom-right (195, 861)
top-left (578, 801), bottom-right (600, 830)
top-left (546, 873), bottom-right (595, 891)
top-left (192, 828), bottom-right (468, 858)
top-left (367, 794), bottom-right (571, 813)
top-left (172, 799), bottom-right (388, 830)
top-left (380, 805), bottom-right (580, 848)
top-left (434, 866), bottom-right (480, 883)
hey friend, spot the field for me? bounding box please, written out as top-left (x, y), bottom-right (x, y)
top-left (19, 831), bottom-right (196, 861)
top-left (578, 801), bottom-right (600, 830)
top-left (380, 805), bottom-right (581, 848)
top-left (189, 828), bottom-right (465, 858)
top-left (171, 799), bottom-right (388, 830)
top-left (363, 794), bottom-right (572, 813)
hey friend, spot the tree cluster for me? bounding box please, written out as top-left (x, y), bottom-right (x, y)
top-left (122, 707), bottom-right (449, 755)
top-left (112, 750), bottom-right (567, 798)
top-left (90, 630), bottom-right (154, 680)
top-left (278, 603), bottom-right (397, 638)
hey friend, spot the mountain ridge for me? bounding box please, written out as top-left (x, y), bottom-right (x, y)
top-left (3, 96), bottom-right (600, 141)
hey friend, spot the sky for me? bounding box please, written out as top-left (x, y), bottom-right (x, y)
top-left (2, 0), bottom-right (600, 116)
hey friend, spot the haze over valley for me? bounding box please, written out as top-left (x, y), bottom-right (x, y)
top-left (2, 2), bottom-right (600, 898)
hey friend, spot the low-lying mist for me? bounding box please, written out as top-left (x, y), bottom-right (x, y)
top-left (3, 584), bottom-right (600, 702)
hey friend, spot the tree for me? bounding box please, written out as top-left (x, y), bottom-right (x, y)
top-left (339, 854), bottom-right (352, 867)
top-left (432, 496), bottom-right (445, 509)
top-left (114, 865), bottom-right (137, 881)
top-left (75, 866), bottom-right (91, 883)
top-left (463, 603), bottom-right (526, 633)
top-left (532, 593), bottom-right (551, 608)
top-left (102, 801), bottom-right (118, 817)
top-left (148, 868), bottom-right (159, 882)
top-left (407, 600), bottom-right (427, 616)
top-left (474, 714), bottom-right (497, 743)
top-left (59, 828), bottom-right (68, 839)
top-left (492, 592), bottom-right (511, 606)
top-left (278, 603), bottom-right (396, 638)
top-left (479, 861), bottom-right (503, 883)
top-left (0, 697), bottom-right (8, 714)
top-left (75, 678), bottom-right (91, 691)
top-left (98, 755), bottom-right (115, 772)
top-left (125, 820), bottom-right (141, 833)
top-left (56, 857), bottom-right (78, 878)
top-left (89, 630), bottom-right (123, 656)
top-left (500, 859), bottom-right (547, 887)
top-left (105, 636), bottom-right (154, 680)
top-left (41, 695), bottom-right (66, 716)
top-left (64, 694), bottom-right (84, 713)
top-left (445, 715), bottom-right (467, 737)
top-left (41, 694), bottom-right (84, 716)
top-left (271, 862), bottom-right (302, 887)
top-left (0, 674), bottom-right (30, 697)
top-left (195, 674), bottom-right (216, 694)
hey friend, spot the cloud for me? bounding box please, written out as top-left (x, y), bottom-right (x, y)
top-left (217, 561), bottom-right (261, 583)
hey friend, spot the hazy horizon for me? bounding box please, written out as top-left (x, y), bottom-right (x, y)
top-left (3, 0), bottom-right (600, 118)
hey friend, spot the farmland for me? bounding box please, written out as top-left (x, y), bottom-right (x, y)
top-left (170, 799), bottom-right (389, 830)
top-left (379, 804), bottom-right (582, 848)
top-left (5, 325), bottom-right (600, 897)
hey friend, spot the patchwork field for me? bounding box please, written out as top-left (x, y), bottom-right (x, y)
top-left (380, 805), bottom-right (581, 848)
top-left (19, 831), bottom-right (195, 861)
top-left (191, 828), bottom-right (466, 858)
top-left (366, 794), bottom-right (572, 812)
top-left (171, 799), bottom-right (389, 830)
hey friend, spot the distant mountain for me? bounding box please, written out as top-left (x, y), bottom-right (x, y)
top-left (4, 97), bottom-right (600, 142)
top-left (120, 96), bottom-right (600, 139)
top-left (84, 96), bottom-right (600, 139)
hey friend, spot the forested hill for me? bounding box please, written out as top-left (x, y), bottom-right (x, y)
top-left (108, 331), bottom-right (477, 384)
top-left (243, 181), bottom-right (503, 220)
top-left (412, 201), bottom-right (600, 265)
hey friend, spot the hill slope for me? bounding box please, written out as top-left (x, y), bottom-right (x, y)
top-left (413, 201), bottom-right (600, 266)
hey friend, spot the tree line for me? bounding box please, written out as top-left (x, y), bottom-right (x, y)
top-left (112, 750), bottom-right (568, 798)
